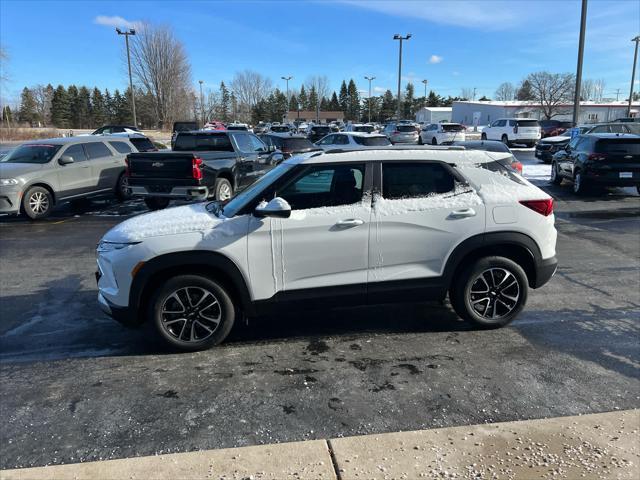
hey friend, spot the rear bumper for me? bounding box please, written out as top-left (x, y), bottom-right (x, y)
top-left (532, 256), bottom-right (558, 289)
top-left (129, 185), bottom-right (209, 200)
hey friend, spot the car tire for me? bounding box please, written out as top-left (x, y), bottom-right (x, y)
top-left (637, 185), bottom-right (640, 196)
top-left (501, 135), bottom-right (510, 147)
top-left (214, 177), bottom-right (233, 202)
top-left (144, 197), bottom-right (171, 210)
top-left (572, 170), bottom-right (589, 195)
top-left (550, 162), bottom-right (562, 185)
top-left (431, 137), bottom-right (438, 145)
top-left (418, 135), bottom-right (423, 145)
top-left (150, 274), bottom-right (235, 351)
top-left (22, 186), bottom-right (53, 220)
top-left (115, 173), bottom-right (131, 202)
top-left (481, 133), bottom-right (487, 140)
top-left (450, 256), bottom-right (528, 329)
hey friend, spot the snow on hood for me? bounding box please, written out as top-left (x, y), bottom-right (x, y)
top-left (541, 135), bottom-right (570, 143)
top-left (103, 203), bottom-right (223, 242)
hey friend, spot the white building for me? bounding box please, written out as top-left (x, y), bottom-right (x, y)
top-left (415, 107), bottom-right (452, 124)
top-left (451, 100), bottom-right (639, 126)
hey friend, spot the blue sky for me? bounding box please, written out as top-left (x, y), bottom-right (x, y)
top-left (1, 0), bottom-right (639, 103)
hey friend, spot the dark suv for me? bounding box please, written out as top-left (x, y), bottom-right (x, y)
top-left (307, 125), bottom-right (332, 143)
top-left (550, 133), bottom-right (640, 195)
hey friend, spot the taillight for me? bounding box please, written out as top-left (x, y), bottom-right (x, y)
top-left (511, 161), bottom-right (523, 173)
top-left (520, 198), bottom-right (553, 216)
top-left (192, 157), bottom-right (203, 180)
top-left (125, 157), bottom-right (130, 177)
top-left (588, 153), bottom-right (607, 161)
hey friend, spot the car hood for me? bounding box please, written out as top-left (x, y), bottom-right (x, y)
top-left (0, 162), bottom-right (45, 178)
top-left (541, 135), bottom-right (570, 143)
top-left (102, 203), bottom-right (226, 243)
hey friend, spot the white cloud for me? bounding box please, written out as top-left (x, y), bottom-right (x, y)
top-left (94, 15), bottom-right (140, 29)
top-left (429, 55), bottom-right (443, 64)
top-left (452, 71), bottom-right (460, 76)
top-left (373, 86), bottom-right (388, 93)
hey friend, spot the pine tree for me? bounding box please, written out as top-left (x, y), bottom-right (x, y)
top-left (329, 92), bottom-right (340, 111)
top-left (219, 81), bottom-right (231, 122)
top-left (18, 87), bottom-right (38, 125)
top-left (380, 90), bottom-right (395, 121)
top-left (347, 79), bottom-right (360, 121)
top-left (288, 93), bottom-right (298, 112)
top-left (516, 80), bottom-right (535, 101)
top-left (76, 86), bottom-right (91, 128)
top-left (298, 85), bottom-right (308, 112)
top-left (403, 83), bottom-right (415, 119)
top-left (427, 91), bottom-right (441, 107)
top-left (307, 84), bottom-right (318, 111)
top-left (51, 85), bottom-right (71, 128)
top-left (65, 85), bottom-right (79, 128)
top-left (104, 89), bottom-right (114, 123)
top-left (320, 97), bottom-right (329, 111)
top-left (338, 81), bottom-right (349, 116)
top-left (90, 88), bottom-right (106, 127)
top-left (43, 84), bottom-right (55, 126)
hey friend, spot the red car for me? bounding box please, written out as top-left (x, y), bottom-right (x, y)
top-left (539, 120), bottom-right (574, 138)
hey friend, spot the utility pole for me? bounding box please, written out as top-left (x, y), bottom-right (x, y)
top-left (472, 87), bottom-right (477, 101)
top-left (615, 88), bottom-right (621, 101)
top-left (421, 79), bottom-right (428, 107)
top-left (364, 76), bottom-right (376, 123)
top-left (393, 34), bottom-right (411, 120)
top-left (116, 28), bottom-right (137, 128)
top-left (198, 80), bottom-right (204, 126)
top-left (281, 76), bottom-right (292, 123)
top-left (628, 35), bottom-right (640, 117)
top-left (573, 0), bottom-right (588, 125)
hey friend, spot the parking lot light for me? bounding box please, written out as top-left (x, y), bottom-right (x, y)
top-left (281, 76), bottom-right (293, 122)
top-left (628, 35), bottom-right (640, 117)
top-left (116, 28), bottom-right (137, 128)
top-left (393, 34), bottom-right (411, 121)
top-left (365, 76), bottom-right (376, 123)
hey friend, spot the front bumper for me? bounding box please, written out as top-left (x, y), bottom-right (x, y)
top-left (533, 256), bottom-right (558, 289)
top-left (0, 187), bottom-right (21, 214)
top-left (98, 292), bottom-right (140, 327)
top-left (129, 185), bottom-right (208, 200)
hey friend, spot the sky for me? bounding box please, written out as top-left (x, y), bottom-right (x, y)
top-left (1, 0), bottom-right (639, 104)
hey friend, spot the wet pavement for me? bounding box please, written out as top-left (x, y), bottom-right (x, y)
top-left (0, 150), bottom-right (639, 469)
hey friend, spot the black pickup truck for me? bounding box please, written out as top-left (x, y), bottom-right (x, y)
top-left (127, 130), bottom-right (283, 210)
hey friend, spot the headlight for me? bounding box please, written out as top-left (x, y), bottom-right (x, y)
top-left (97, 240), bottom-right (140, 253)
top-left (0, 178), bottom-right (18, 186)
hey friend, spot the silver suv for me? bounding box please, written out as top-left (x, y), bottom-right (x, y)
top-left (0, 136), bottom-right (135, 219)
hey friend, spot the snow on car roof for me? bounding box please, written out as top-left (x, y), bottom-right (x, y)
top-left (285, 147), bottom-right (507, 165)
top-left (341, 132), bottom-right (385, 137)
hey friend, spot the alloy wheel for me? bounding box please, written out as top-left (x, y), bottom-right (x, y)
top-left (218, 183), bottom-right (232, 201)
top-left (469, 268), bottom-right (520, 319)
top-left (160, 287), bottom-right (221, 342)
top-left (29, 191), bottom-right (49, 215)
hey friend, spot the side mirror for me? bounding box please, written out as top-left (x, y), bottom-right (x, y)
top-left (254, 197), bottom-right (291, 218)
top-left (59, 155), bottom-right (74, 165)
top-left (268, 145), bottom-right (277, 153)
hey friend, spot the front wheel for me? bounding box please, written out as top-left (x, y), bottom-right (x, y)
top-left (481, 133), bottom-right (487, 140)
top-left (450, 256), bottom-right (528, 329)
top-left (550, 162), bottom-right (562, 185)
top-left (431, 137), bottom-right (438, 145)
top-left (501, 135), bottom-right (510, 147)
top-left (418, 135), bottom-right (423, 145)
top-left (115, 173), bottom-right (131, 201)
top-left (144, 197), bottom-right (171, 210)
top-left (22, 186), bottom-right (53, 220)
top-left (150, 274), bottom-right (235, 351)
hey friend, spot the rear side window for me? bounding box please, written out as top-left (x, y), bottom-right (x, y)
top-left (174, 134), bottom-right (233, 152)
top-left (84, 142), bottom-right (113, 159)
top-left (109, 141), bottom-right (133, 154)
top-left (382, 163), bottom-right (455, 199)
top-left (516, 120), bottom-right (540, 127)
top-left (62, 144), bottom-right (88, 162)
top-left (353, 125), bottom-right (375, 133)
top-left (397, 125), bottom-right (417, 133)
top-left (595, 139), bottom-right (640, 155)
top-left (353, 136), bottom-right (391, 146)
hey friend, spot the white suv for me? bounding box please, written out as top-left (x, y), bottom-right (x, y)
top-left (420, 123), bottom-right (467, 145)
top-left (481, 118), bottom-right (541, 147)
top-left (97, 147), bottom-right (557, 351)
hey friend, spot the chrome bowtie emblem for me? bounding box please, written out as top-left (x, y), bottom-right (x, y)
top-left (152, 162), bottom-right (164, 167)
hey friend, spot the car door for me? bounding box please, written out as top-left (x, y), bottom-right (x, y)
top-left (486, 120), bottom-right (500, 140)
top-left (56, 143), bottom-right (94, 199)
top-left (247, 162), bottom-right (373, 305)
top-left (249, 134), bottom-right (278, 177)
top-left (229, 133), bottom-right (260, 189)
top-left (85, 141), bottom-right (122, 191)
top-left (367, 161), bottom-right (485, 302)
top-left (557, 136), bottom-right (579, 177)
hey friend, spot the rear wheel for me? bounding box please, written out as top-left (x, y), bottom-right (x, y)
top-left (501, 135), bottom-right (510, 147)
top-left (115, 173), bottom-right (131, 201)
top-left (481, 133), bottom-right (487, 140)
top-left (550, 161), bottom-right (562, 185)
top-left (572, 170), bottom-right (589, 195)
top-left (22, 186), bottom-right (53, 220)
top-left (418, 135), bottom-right (423, 145)
top-left (214, 177), bottom-right (233, 202)
top-left (144, 197), bottom-right (171, 210)
top-left (431, 137), bottom-right (438, 145)
top-left (150, 274), bottom-right (235, 351)
top-left (450, 256), bottom-right (528, 329)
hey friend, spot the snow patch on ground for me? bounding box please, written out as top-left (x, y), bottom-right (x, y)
top-left (523, 162), bottom-right (551, 184)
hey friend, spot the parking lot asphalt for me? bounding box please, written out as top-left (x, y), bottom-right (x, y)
top-left (0, 150), bottom-right (639, 469)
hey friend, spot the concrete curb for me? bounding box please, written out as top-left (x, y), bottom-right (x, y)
top-left (2, 410), bottom-right (638, 480)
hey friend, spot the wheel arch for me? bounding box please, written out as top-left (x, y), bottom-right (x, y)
top-left (131, 251), bottom-right (253, 325)
top-left (443, 232), bottom-right (541, 289)
top-left (21, 182), bottom-right (57, 208)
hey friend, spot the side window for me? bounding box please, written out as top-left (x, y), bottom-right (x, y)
top-left (490, 121), bottom-right (499, 127)
top-left (382, 163), bottom-right (455, 199)
top-left (334, 135), bottom-right (350, 145)
top-left (63, 144), bottom-right (88, 162)
top-left (248, 134), bottom-right (267, 152)
top-left (108, 141), bottom-right (133, 154)
top-left (610, 124), bottom-right (625, 133)
top-left (498, 120), bottom-right (507, 127)
top-left (277, 163), bottom-right (365, 210)
top-left (232, 134), bottom-right (253, 153)
top-left (84, 142), bottom-right (113, 159)
top-left (508, 120), bottom-right (516, 127)
top-left (318, 135), bottom-right (335, 145)
top-left (261, 136), bottom-right (273, 147)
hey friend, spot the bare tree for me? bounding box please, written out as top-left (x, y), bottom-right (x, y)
top-left (129, 23), bottom-right (193, 128)
top-left (593, 78), bottom-right (606, 102)
top-left (231, 70), bottom-right (273, 121)
top-left (32, 85), bottom-right (53, 126)
top-left (0, 45), bottom-right (8, 84)
top-left (526, 71), bottom-right (575, 120)
top-left (580, 78), bottom-right (594, 101)
top-left (494, 82), bottom-right (515, 101)
top-left (305, 75), bottom-right (331, 102)
top-left (460, 87), bottom-right (474, 100)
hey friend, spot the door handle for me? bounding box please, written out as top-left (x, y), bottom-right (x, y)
top-left (336, 218), bottom-right (364, 227)
top-left (449, 208), bottom-right (476, 218)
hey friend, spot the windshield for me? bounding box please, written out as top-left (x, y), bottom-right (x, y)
top-left (353, 136), bottom-right (391, 146)
top-left (442, 124), bottom-right (465, 132)
top-left (2, 144), bottom-right (62, 164)
top-left (284, 138), bottom-right (316, 150)
top-left (220, 163), bottom-right (295, 217)
top-left (353, 125), bottom-right (375, 133)
top-left (174, 134), bottom-right (233, 151)
top-left (596, 138), bottom-right (640, 155)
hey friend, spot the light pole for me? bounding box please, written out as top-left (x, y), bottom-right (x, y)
top-left (393, 34), bottom-right (411, 120)
top-left (472, 87), bottom-right (477, 101)
top-left (573, 0), bottom-right (588, 124)
top-left (628, 35), bottom-right (640, 117)
top-left (421, 79), bottom-right (428, 107)
top-left (199, 80), bottom-right (204, 126)
top-left (281, 76), bottom-right (292, 122)
top-left (364, 76), bottom-right (375, 123)
top-left (116, 28), bottom-right (137, 128)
